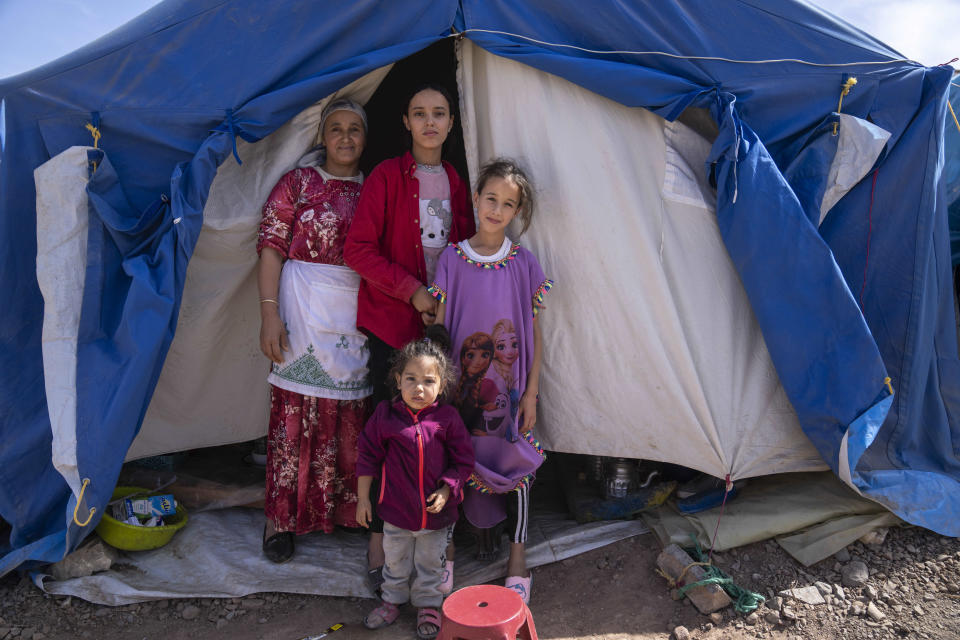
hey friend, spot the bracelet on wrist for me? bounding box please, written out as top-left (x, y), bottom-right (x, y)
top-left (260, 298), bottom-right (279, 305)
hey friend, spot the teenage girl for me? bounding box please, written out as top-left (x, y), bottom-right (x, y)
top-left (430, 158), bottom-right (552, 603)
top-left (356, 336), bottom-right (474, 640)
top-left (344, 82), bottom-right (475, 589)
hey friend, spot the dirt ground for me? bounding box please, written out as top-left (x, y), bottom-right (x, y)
top-left (1, 523), bottom-right (958, 640)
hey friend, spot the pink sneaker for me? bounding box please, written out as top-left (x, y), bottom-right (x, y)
top-left (505, 574), bottom-right (532, 604)
top-left (439, 559), bottom-right (455, 595)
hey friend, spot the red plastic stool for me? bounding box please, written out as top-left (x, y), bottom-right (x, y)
top-left (439, 584), bottom-right (538, 640)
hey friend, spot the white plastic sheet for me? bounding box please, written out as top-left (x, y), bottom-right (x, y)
top-left (37, 508), bottom-right (648, 605)
top-left (35, 146), bottom-right (93, 498)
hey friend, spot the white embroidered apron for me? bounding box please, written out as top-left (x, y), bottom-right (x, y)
top-left (267, 261), bottom-right (372, 400)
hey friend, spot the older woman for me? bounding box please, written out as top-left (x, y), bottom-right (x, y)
top-left (257, 99), bottom-right (372, 563)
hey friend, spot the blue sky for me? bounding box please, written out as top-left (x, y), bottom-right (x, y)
top-left (0, 0), bottom-right (958, 80)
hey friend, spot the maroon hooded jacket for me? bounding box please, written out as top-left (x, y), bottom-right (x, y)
top-left (357, 398), bottom-right (475, 531)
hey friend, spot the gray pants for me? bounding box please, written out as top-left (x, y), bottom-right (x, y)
top-left (381, 521), bottom-right (451, 608)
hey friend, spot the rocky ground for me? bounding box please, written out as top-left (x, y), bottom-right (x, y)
top-left (1, 523), bottom-right (957, 640)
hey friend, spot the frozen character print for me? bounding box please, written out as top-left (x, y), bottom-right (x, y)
top-left (455, 332), bottom-right (499, 435)
top-left (491, 319), bottom-right (520, 422)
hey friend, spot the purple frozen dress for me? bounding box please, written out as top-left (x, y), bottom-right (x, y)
top-left (429, 238), bottom-right (553, 529)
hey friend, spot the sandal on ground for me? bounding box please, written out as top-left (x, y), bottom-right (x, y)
top-left (505, 574), bottom-right (532, 604)
top-left (416, 607), bottom-right (441, 640)
top-left (262, 525), bottom-right (294, 564)
top-left (363, 600), bottom-right (400, 629)
top-left (439, 559), bottom-right (454, 595)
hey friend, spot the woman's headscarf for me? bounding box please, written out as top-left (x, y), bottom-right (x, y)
top-left (298, 98), bottom-right (368, 169)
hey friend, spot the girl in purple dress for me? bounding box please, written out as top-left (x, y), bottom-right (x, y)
top-left (430, 158), bottom-right (552, 604)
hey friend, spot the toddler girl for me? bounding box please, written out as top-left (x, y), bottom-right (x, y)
top-left (356, 334), bottom-right (474, 639)
top-left (430, 158), bottom-right (553, 603)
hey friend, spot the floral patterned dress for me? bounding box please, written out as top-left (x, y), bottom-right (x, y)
top-left (257, 166), bottom-right (371, 534)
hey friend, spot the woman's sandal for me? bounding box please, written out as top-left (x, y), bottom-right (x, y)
top-left (262, 525), bottom-right (294, 564)
top-left (505, 574), bottom-right (532, 604)
top-left (363, 600), bottom-right (400, 629)
top-left (416, 607), bottom-right (442, 640)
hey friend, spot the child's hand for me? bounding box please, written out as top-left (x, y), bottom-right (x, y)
top-left (518, 390), bottom-right (537, 434)
top-left (426, 484), bottom-right (451, 514)
top-left (410, 286), bottom-right (438, 315)
top-left (421, 310), bottom-right (436, 326)
top-left (356, 498), bottom-right (372, 528)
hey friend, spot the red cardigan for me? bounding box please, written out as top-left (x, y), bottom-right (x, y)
top-left (345, 152), bottom-right (474, 348)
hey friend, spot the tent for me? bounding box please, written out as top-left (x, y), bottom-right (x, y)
top-left (2, 0), bottom-right (958, 577)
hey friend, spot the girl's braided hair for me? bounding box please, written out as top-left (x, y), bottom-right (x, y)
top-left (387, 324), bottom-right (456, 400)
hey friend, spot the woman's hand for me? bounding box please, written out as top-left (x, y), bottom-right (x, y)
top-left (260, 306), bottom-right (289, 364)
top-left (517, 390), bottom-right (538, 434)
top-left (426, 484), bottom-right (451, 514)
top-left (356, 497), bottom-right (372, 528)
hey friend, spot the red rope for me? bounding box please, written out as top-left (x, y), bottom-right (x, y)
top-left (859, 169), bottom-right (879, 309)
top-left (707, 474), bottom-right (733, 564)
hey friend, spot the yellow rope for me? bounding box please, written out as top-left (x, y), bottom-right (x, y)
top-left (833, 77), bottom-right (858, 135)
top-left (884, 376), bottom-right (894, 396)
top-left (84, 123), bottom-right (101, 149)
top-left (948, 100), bottom-right (960, 135)
top-left (72, 478), bottom-right (96, 527)
top-left (84, 123), bottom-right (102, 173)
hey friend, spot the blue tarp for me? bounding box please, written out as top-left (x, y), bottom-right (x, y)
top-left (946, 81), bottom-right (960, 262)
top-left (1, 0), bottom-right (958, 575)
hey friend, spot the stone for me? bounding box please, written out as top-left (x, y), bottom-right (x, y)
top-left (656, 545), bottom-right (732, 614)
top-left (849, 602), bottom-right (866, 616)
top-left (709, 612), bottom-right (723, 625)
top-left (241, 598), bottom-right (265, 610)
top-left (773, 596), bottom-right (784, 611)
top-left (834, 548), bottom-right (852, 562)
top-left (864, 585), bottom-right (878, 601)
top-left (779, 586), bottom-right (825, 606)
top-left (781, 607), bottom-right (798, 621)
top-left (912, 604), bottom-right (924, 617)
top-left (841, 561), bottom-right (870, 587)
top-left (866, 602), bottom-right (885, 621)
top-left (764, 611), bottom-right (782, 625)
top-left (833, 584), bottom-right (846, 600)
top-left (814, 581), bottom-right (833, 596)
top-left (672, 626), bottom-right (690, 640)
top-left (215, 619), bottom-right (228, 630)
top-left (923, 593), bottom-right (935, 601)
top-left (181, 605), bottom-right (201, 621)
top-left (48, 539), bottom-right (119, 581)
top-left (745, 612), bottom-right (759, 626)
top-left (860, 528), bottom-right (889, 545)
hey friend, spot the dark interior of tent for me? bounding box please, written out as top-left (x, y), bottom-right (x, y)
top-left (360, 39), bottom-right (469, 183)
